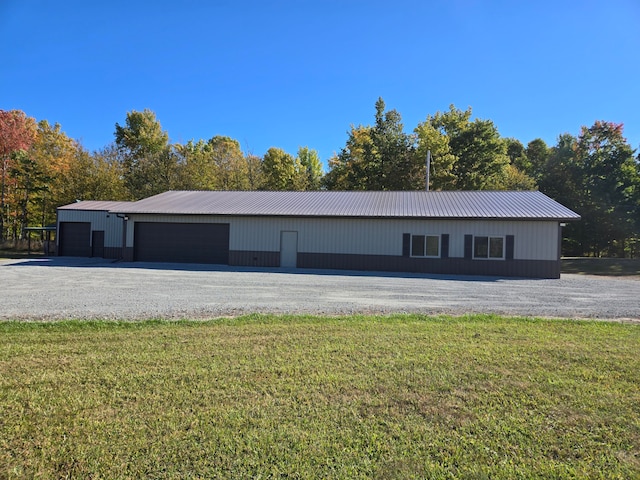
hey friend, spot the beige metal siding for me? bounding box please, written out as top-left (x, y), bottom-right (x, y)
top-left (443, 220), bottom-right (559, 260)
top-left (230, 217), bottom-right (559, 261)
top-left (125, 215), bottom-right (559, 261)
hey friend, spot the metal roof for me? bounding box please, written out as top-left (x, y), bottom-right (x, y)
top-left (104, 190), bottom-right (580, 221)
top-left (58, 200), bottom-right (136, 211)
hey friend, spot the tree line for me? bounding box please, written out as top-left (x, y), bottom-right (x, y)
top-left (1, 99), bottom-right (639, 257)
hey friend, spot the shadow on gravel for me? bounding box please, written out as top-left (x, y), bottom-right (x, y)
top-left (1, 256), bottom-right (543, 283)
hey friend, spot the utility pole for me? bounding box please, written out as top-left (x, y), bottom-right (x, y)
top-left (425, 150), bottom-right (431, 191)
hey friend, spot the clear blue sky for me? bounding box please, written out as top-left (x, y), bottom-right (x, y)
top-left (2, 1), bottom-right (639, 167)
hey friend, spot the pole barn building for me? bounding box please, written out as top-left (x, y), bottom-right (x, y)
top-left (57, 190), bottom-right (580, 278)
top-left (56, 201), bottom-right (135, 258)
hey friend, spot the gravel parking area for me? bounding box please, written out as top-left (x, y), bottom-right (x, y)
top-left (0, 257), bottom-right (638, 321)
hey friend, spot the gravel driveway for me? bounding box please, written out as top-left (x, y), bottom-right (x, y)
top-left (0, 257), bottom-right (638, 321)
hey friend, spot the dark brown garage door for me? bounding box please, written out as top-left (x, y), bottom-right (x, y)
top-left (58, 222), bottom-right (91, 257)
top-left (134, 222), bottom-right (230, 264)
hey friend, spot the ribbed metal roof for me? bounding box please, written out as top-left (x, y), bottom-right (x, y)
top-left (105, 190), bottom-right (580, 221)
top-left (58, 200), bottom-right (136, 211)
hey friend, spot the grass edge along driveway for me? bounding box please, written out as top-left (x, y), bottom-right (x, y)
top-left (1, 314), bottom-right (639, 479)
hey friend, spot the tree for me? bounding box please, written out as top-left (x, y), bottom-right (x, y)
top-left (538, 134), bottom-right (583, 256)
top-left (501, 138), bottom-right (536, 190)
top-left (525, 138), bottom-right (550, 181)
top-left (453, 119), bottom-right (511, 189)
top-left (131, 146), bottom-right (181, 198)
top-left (0, 110), bottom-right (36, 241)
top-left (205, 136), bottom-right (249, 190)
top-left (501, 164), bottom-right (536, 190)
top-left (29, 120), bottom-right (80, 227)
top-left (324, 98), bottom-right (422, 191)
top-left (538, 133), bottom-right (580, 206)
top-left (505, 138), bottom-right (531, 173)
top-left (64, 145), bottom-right (129, 203)
top-left (429, 105), bottom-right (511, 190)
top-left (296, 146), bottom-right (323, 190)
top-left (323, 126), bottom-right (375, 190)
top-left (369, 98), bottom-right (419, 190)
top-left (573, 121), bottom-right (638, 256)
top-left (114, 109), bottom-right (169, 158)
top-left (261, 147), bottom-right (304, 190)
top-left (177, 136), bottom-right (256, 191)
top-left (176, 139), bottom-right (218, 191)
top-left (538, 124), bottom-right (640, 257)
top-left (8, 150), bottom-right (49, 239)
top-left (414, 121), bottom-right (457, 190)
top-left (114, 109), bottom-right (170, 198)
top-left (245, 154), bottom-right (264, 190)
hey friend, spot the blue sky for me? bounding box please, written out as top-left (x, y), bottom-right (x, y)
top-left (2, 1), bottom-right (639, 167)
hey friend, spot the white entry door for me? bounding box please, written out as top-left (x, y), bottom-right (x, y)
top-left (280, 231), bottom-right (298, 267)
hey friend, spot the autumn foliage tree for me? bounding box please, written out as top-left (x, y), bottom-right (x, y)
top-left (0, 110), bottom-right (36, 241)
top-left (64, 145), bottom-right (128, 203)
top-left (8, 150), bottom-right (49, 238)
top-left (30, 120), bottom-right (80, 228)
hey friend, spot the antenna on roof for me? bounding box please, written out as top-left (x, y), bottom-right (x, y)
top-left (425, 150), bottom-right (431, 192)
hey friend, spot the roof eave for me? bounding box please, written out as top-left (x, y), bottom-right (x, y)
top-left (108, 210), bottom-right (581, 221)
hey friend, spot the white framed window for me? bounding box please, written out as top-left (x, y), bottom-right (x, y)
top-left (411, 234), bottom-right (440, 258)
top-left (473, 236), bottom-right (504, 259)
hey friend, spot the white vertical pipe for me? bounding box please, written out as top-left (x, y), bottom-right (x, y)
top-left (426, 150), bottom-right (431, 191)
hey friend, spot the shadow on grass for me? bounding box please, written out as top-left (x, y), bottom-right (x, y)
top-left (562, 257), bottom-right (640, 277)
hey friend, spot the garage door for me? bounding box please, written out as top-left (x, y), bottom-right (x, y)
top-left (134, 222), bottom-right (230, 264)
top-left (58, 222), bottom-right (91, 257)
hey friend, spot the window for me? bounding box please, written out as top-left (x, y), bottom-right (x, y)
top-left (411, 235), bottom-right (440, 257)
top-left (473, 236), bottom-right (504, 259)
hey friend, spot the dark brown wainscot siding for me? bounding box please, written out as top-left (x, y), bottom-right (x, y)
top-left (298, 253), bottom-right (560, 279)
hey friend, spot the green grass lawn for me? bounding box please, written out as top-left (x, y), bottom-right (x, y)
top-left (1, 315), bottom-right (639, 479)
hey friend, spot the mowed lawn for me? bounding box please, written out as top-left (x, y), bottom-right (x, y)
top-left (1, 315), bottom-right (639, 479)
